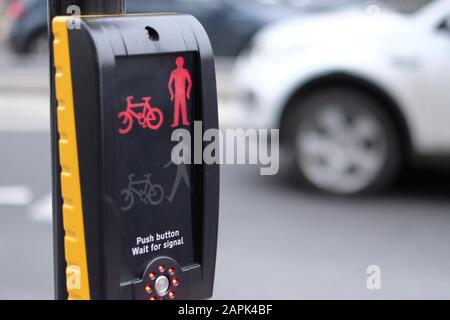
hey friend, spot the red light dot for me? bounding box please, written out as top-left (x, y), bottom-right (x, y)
top-left (172, 277), bottom-right (179, 287)
top-left (149, 296), bottom-right (157, 301)
top-left (149, 272), bottom-right (156, 280)
top-left (168, 267), bottom-right (175, 275)
top-left (169, 291), bottom-right (176, 299)
top-left (145, 285), bottom-right (152, 293)
top-left (158, 265), bottom-right (165, 272)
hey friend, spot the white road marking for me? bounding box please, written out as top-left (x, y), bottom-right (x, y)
top-left (29, 192), bottom-right (52, 223)
top-left (0, 93), bottom-right (50, 132)
top-left (0, 186), bottom-right (33, 205)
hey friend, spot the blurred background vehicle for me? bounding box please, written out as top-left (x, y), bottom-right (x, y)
top-left (6, 0), bottom-right (48, 55)
top-left (0, 1), bottom-right (10, 43)
top-left (5, 0), bottom-right (372, 57)
top-left (2, 0), bottom-right (450, 300)
top-left (234, 0), bottom-right (450, 195)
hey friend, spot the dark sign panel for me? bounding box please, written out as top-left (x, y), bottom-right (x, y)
top-left (104, 53), bottom-right (200, 282)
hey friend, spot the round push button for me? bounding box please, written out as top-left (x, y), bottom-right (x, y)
top-left (154, 276), bottom-right (170, 296)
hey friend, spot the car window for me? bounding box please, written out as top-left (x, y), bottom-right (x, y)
top-left (287, 0), bottom-right (363, 10)
top-left (175, 0), bottom-right (221, 4)
top-left (385, 0), bottom-right (433, 13)
top-left (440, 14), bottom-right (450, 30)
top-left (176, 0), bottom-right (215, 2)
top-left (174, 0), bottom-right (226, 11)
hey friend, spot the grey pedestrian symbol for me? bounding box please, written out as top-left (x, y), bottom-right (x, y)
top-left (164, 161), bottom-right (190, 203)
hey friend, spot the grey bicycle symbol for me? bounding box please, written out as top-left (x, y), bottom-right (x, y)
top-left (120, 173), bottom-right (164, 211)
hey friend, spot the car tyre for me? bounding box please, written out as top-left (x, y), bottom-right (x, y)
top-left (285, 86), bottom-right (402, 195)
top-left (28, 31), bottom-right (48, 56)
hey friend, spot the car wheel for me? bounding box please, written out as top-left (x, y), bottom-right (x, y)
top-left (285, 87), bottom-right (401, 195)
top-left (28, 31), bottom-right (48, 55)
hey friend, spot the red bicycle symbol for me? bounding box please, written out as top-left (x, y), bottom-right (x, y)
top-left (118, 96), bottom-right (163, 135)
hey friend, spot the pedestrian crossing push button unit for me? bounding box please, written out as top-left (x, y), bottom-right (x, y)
top-left (51, 13), bottom-right (219, 300)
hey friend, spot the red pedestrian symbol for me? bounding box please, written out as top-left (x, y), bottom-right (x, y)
top-left (168, 56), bottom-right (192, 128)
top-left (118, 96), bottom-right (163, 135)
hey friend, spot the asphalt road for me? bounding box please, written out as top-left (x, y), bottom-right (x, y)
top-left (1, 50), bottom-right (450, 300)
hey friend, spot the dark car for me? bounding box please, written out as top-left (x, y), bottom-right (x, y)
top-left (6, 0), bottom-right (298, 57)
top-left (6, 0), bottom-right (48, 54)
top-left (6, 0), bottom-right (368, 57)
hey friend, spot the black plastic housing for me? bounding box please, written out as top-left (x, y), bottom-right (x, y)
top-left (53, 13), bottom-right (219, 300)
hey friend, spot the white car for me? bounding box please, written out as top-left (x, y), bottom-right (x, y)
top-left (233, 0), bottom-right (450, 194)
